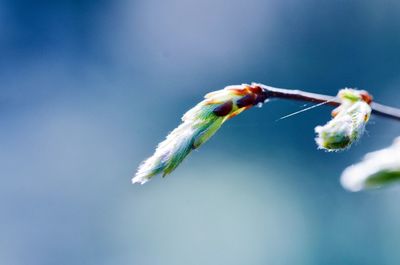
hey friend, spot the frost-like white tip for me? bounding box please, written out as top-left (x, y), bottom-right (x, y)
top-left (132, 122), bottom-right (196, 185)
top-left (131, 175), bottom-right (150, 185)
top-left (340, 165), bottom-right (367, 192)
top-left (340, 137), bottom-right (400, 192)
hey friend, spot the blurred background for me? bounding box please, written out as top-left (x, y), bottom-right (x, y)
top-left (1, 0), bottom-right (400, 264)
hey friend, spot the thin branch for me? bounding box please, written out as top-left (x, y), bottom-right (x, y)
top-left (259, 84), bottom-right (400, 121)
top-left (370, 102), bottom-right (400, 121)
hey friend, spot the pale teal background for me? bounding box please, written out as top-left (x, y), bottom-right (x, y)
top-left (1, 0), bottom-right (400, 265)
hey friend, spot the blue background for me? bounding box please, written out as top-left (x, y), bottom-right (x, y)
top-left (1, 0), bottom-right (400, 264)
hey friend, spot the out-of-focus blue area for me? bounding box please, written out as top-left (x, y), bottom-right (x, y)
top-left (1, 0), bottom-right (400, 264)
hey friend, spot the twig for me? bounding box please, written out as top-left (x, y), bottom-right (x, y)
top-left (133, 83), bottom-right (400, 184)
top-left (259, 84), bottom-right (400, 121)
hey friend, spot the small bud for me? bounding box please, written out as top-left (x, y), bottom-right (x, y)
top-left (315, 88), bottom-right (372, 151)
top-left (341, 137), bottom-right (400, 191)
top-left (132, 84), bottom-right (266, 184)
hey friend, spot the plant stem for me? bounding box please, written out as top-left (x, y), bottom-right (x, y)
top-left (259, 84), bottom-right (400, 121)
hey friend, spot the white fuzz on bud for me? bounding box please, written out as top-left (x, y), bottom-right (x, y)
top-left (341, 137), bottom-right (400, 191)
top-left (315, 89), bottom-right (372, 151)
top-left (132, 84), bottom-right (267, 184)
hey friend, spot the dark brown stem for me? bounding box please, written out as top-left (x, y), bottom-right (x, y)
top-left (259, 84), bottom-right (400, 121)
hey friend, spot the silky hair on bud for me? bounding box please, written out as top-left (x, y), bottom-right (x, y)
top-left (341, 137), bottom-right (400, 191)
top-left (132, 84), bottom-right (267, 184)
top-left (315, 89), bottom-right (372, 151)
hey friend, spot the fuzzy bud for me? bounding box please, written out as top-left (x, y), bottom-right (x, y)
top-left (132, 84), bottom-right (267, 184)
top-left (341, 137), bottom-right (400, 191)
top-left (315, 89), bottom-right (372, 151)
